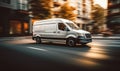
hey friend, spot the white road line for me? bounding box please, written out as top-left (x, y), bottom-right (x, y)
top-left (27, 47), bottom-right (48, 51)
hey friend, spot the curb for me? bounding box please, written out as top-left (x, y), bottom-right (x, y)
top-left (0, 36), bottom-right (32, 41)
top-left (92, 37), bottom-right (120, 40)
top-left (92, 35), bottom-right (120, 40)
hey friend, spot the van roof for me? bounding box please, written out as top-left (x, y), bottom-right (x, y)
top-left (33, 18), bottom-right (73, 25)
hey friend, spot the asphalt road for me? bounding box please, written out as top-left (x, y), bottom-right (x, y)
top-left (0, 38), bottom-right (120, 71)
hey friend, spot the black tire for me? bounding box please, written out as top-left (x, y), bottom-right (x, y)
top-left (66, 38), bottom-right (76, 47)
top-left (36, 37), bottom-right (41, 44)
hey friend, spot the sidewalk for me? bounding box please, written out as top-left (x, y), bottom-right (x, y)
top-left (0, 36), bottom-right (32, 41)
top-left (92, 34), bottom-right (120, 40)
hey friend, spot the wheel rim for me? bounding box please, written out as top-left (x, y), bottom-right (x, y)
top-left (68, 39), bottom-right (75, 46)
top-left (36, 37), bottom-right (40, 44)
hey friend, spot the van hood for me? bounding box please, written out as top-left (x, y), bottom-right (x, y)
top-left (73, 29), bottom-right (90, 34)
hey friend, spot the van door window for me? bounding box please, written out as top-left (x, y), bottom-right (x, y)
top-left (58, 23), bottom-right (66, 31)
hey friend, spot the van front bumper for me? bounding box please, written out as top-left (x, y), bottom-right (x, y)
top-left (77, 36), bottom-right (92, 43)
top-left (79, 39), bottom-right (92, 43)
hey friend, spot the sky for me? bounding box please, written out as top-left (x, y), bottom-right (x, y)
top-left (94, 0), bottom-right (108, 9)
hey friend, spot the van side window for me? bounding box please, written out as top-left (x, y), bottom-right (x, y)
top-left (58, 23), bottom-right (66, 31)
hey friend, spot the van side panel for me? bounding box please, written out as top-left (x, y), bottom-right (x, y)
top-left (41, 23), bottom-right (57, 38)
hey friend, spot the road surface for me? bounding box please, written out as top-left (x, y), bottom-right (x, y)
top-left (0, 37), bottom-right (120, 71)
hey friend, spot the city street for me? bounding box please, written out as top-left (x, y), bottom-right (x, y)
top-left (0, 0), bottom-right (120, 71)
top-left (0, 36), bottom-right (120, 71)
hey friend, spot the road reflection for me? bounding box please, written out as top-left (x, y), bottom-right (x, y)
top-left (84, 47), bottom-right (110, 59)
top-left (4, 39), bottom-right (112, 69)
top-left (75, 58), bottom-right (100, 68)
top-left (74, 42), bottom-right (111, 68)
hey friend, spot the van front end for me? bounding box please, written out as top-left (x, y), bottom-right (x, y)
top-left (77, 33), bottom-right (92, 44)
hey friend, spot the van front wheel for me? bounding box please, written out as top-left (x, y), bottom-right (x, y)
top-left (66, 38), bottom-right (76, 47)
top-left (36, 37), bottom-right (41, 44)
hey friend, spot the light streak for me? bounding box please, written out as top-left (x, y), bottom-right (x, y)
top-left (27, 47), bottom-right (48, 51)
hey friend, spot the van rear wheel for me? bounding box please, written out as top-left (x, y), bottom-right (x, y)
top-left (36, 37), bottom-right (41, 44)
top-left (66, 38), bottom-right (76, 47)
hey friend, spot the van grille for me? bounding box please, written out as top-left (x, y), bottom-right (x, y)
top-left (85, 34), bottom-right (91, 38)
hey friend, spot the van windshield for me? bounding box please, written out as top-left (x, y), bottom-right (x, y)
top-left (66, 22), bottom-right (80, 30)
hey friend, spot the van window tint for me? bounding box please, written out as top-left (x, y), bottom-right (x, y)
top-left (66, 22), bottom-right (79, 30)
top-left (58, 23), bottom-right (66, 31)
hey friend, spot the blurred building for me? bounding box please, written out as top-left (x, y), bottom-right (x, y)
top-left (76, 0), bottom-right (94, 30)
top-left (53, 0), bottom-right (94, 30)
top-left (0, 0), bottom-right (30, 36)
top-left (77, 0), bottom-right (94, 19)
top-left (107, 0), bottom-right (120, 34)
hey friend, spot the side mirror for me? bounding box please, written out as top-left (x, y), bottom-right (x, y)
top-left (65, 27), bottom-right (70, 31)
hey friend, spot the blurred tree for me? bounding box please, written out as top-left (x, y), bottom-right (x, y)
top-left (59, 3), bottom-right (76, 21)
top-left (29, 0), bottom-right (53, 19)
top-left (91, 4), bottom-right (106, 33)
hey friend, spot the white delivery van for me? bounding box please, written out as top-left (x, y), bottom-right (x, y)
top-left (32, 18), bottom-right (92, 46)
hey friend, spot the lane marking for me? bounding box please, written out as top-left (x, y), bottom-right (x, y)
top-left (27, 47), bottom-right (48, 51)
